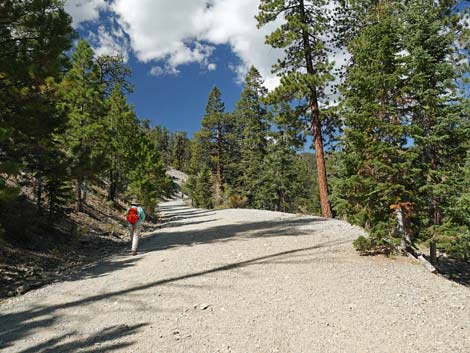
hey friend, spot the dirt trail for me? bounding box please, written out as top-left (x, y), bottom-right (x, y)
top-left (1, 200), bottom-right (469, 353)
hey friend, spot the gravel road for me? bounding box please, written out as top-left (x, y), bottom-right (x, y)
top-left (1, 199), bottom-right (469, 353)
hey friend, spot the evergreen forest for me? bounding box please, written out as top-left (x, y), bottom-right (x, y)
top-left (2, 0), bottom-right (470, 264)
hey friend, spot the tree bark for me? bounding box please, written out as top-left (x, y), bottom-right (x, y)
top-left (311, 97), bottom-right (332, 218)
top-left (74, 179), bottom-right (83, 212)
top-left (430, 240), bottom-right (437, 265)
top-left (48, 189), bottom-right (55, 224)
top-left (299, 0), bottom-right (332, 218)
top-left (108, 169), bottom-right (117, 201)
top-left (432, 196), bottom-right (441, 225)
top-left (36, 179), bottom-right (42, 215)
top-left (82, 182), bottom-right (88, 203)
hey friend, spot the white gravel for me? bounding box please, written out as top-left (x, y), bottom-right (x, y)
top-left (1, 199), bottom-right (469, 353)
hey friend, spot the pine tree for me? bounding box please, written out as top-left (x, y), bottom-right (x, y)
top-left (171, 132), bottom-right (190, 171)
top-left (255, 103), bottom-right (306, 212)
top-left (334, 0), bottom-right (467, 252)
top-left (104, 86), bottom-right (140, 201)
top-left (58, 40), bottom-right (107, 211)
top-left (200, 86), bottom-right (226, 185)
top-left (0, 0), bottom-right (75, 210)
top-left (96, 55), bottom-right (134, 97)
top-left (196, 86), bottom-right (241, 205)
top-left (436, 151), bottom-right (470, 262)
top-left (151, 125), bottom-right (172, 165)
top-left (332, 1), bottom-right (412, 242)
top-left (233, 66), bottom-right (270, 206)
top-left (401, 0), bottom-right (466, 231)
top-left (257, 0), bottom-right (340, 217)
top-left (401, 1), bottom-right (469, 258)
top-left (297, 152), bottom-right (321, 214)
top-left (193, 166), bottom-right (213, 209)
top-left (127, 133), bottom-right (171, 214)
top-left (220, 111), bottom-right (242, 192)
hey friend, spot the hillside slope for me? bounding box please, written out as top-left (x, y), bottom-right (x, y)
top-left (0, 185), bottom-right (157, 300)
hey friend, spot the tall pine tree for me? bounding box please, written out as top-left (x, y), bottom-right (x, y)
top-left (257, 0), bottom-right (341, 217)
top-left (58, 40), bottom-right (106, 211)
top-left (233, 66), bottom-right (270, 206)
top-left (332, 1), bottom-right (412, 241)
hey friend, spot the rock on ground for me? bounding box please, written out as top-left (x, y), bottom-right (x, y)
top-left (0, 200), bottom-right (469, 353)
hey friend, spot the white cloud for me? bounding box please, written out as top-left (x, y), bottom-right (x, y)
top-left (65, 0), bottom-right (108, 28)
top-left (66, 0), bottom-right (284, 89)
top-left (88, 25), bottom-right (130, 62)
top-left (195, 0), bottom-right (284, 89)
top-left (149, 65), bottom-right (180, 77)
top-left (65, 1), bottom-right (345, 93)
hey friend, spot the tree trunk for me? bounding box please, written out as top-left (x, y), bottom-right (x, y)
top-left (311, 98), bottom-right (332, 218)
top-left (48, 189), bottom-right (55, 225)
top-left (74, 179), bottom-right (83, 212)
top-left (299, 0), bottom-right (332, 218)
top-left (108, 170), bottom-right (117, 201)
top-left (432, 196), bottom-right (441, 225)
top-left (82, 182), bottom-right (88, 203)
top-left (36, 179), bottom-right (42, 215)
top-left (430, 240), bottom-right (437, 265)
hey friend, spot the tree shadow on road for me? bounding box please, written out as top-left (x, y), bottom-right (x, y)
top-left (160, 209), bottom-right (216, 220)
top-left (15, 323), bottom-right (146, 353)
top-left (0, 239), bottom-right (344, 352)
top-left (158, 218), bottom-right (218, 229)
top-left (141, 215), bottom-right (329, 253)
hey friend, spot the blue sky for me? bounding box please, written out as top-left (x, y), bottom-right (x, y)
top-left (124, 45), bottom-right (244, 135)
top-left (65, 0), bottom-right (284, 137)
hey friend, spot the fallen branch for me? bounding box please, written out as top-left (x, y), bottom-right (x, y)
top-left (405, 247), bottom-right (437, 274)
top-left (417, 254), bottom-right (438, 274)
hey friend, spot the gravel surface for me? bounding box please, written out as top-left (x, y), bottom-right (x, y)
top-left (1, 199), bottom-right (469, 353)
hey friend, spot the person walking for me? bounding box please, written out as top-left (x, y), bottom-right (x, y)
top-left (126, 198), bottom-right (145, 255)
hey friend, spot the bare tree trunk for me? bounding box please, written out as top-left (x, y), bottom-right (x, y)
top-left (311, 97), bottom-right (332, 218)
top-left (74, 179), bottom-right (82, 212)
top-left (36, 179), bottom-right (42, 215)
top-left (430, 240), bottom-right (437, 265)
top-left (432, 196), bottom-right (441, 225)
top-left (82, 182), bottom-right (88, 203)
top-left (299, 0), bottom-right (332, 218)
top-left (108, 170), bottom-right (117, 201)
top-left (48, 189), bottom-right (55, 225)
top-left (395, 206), bottom-right (408, 249)
top-left (392, 203), bottom-right (412, 249)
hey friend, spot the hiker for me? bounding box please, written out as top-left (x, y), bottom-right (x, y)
top-left (126, 198), bottom-right (145, 255)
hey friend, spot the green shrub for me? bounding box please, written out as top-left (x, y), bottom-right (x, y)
top-left (353, 236), bottom-right (372, 253)
top-left (353, 233), bottom-right (398, 255)
top-left (434, 226), bottom-right (470, 263)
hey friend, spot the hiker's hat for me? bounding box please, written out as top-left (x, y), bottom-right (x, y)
top-left (131, 198), bottom-right (140, 205)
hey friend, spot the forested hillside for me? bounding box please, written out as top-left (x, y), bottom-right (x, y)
top-left (1, 0), bottom-right (470, 299)
top-left (0, 1), bottom-right (176, 297)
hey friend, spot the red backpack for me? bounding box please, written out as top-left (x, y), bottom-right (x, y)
top-left (127, 207), bottom-right (139, 224)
